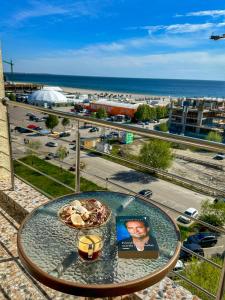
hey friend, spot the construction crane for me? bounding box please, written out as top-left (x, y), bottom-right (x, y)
top-left (3, 59), bottom-right (14, 74)
top-left (210, 33), bottom-right (225, 40)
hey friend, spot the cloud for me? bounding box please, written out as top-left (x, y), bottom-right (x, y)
top-left (16, 50), bottom-right (225, 80)
top-left (9, 0), bottom-right (101, 25)
top-left (144, 22), bottom-right (225, 34)
top-left (176, 10), bottom-right (225, 18)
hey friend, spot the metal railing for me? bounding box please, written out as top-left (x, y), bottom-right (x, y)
top-left (1, 98), bottom-right (225, 300)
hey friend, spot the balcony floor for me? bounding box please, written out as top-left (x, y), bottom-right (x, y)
top-left (0, 178), bottom-right (200, 300)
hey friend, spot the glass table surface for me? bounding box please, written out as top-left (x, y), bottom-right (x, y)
top-left (18, 191), bottom-right (181, 296)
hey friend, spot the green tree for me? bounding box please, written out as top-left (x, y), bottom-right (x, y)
top-left (159, 122), bottom-right (168, 132)
top-left (206, 131), bottom-right (222, 143)
top-left (62, 117), bottom-right (70, 130)
top-left (139, 139), bottom-right (173, 169)
top-left (199, 199), bottom-right (225, 227)
top-left (96, 108), bottom-right (107, 119)
top-left (6, 92), bottom-right (16, 101)
top-left (26, 141), bottom-right (41, 165)
top-left (45, 115), bottom-right (59, 132)
top-left (135, 104), bottom-right (152, 121)
top-left (56, 145), bottom-right (68, 170)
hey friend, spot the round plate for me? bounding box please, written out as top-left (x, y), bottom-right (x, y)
top-left (58, 198), bottom-right (111, 229)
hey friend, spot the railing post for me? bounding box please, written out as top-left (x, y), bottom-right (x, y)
top-left (216, 257), bottom-right (225, 300)
top-left (75, 121), bottom-right (80, 193)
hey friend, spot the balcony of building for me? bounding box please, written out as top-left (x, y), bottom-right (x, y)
top-left (0, 99), bottom-right (225, 300)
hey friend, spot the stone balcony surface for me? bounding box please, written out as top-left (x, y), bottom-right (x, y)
top-left (0, 178), bottom-right (200, 300)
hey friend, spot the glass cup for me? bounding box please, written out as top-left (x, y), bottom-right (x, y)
top-left (77, 232), bottom-right (103, 261)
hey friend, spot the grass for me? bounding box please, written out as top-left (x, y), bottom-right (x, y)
top-left (14, 155), bottom-right (105, 198)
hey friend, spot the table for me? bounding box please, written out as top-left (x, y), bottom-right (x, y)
top-left (17, 191), bottom-right (181, 298)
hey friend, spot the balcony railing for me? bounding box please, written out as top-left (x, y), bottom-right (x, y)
top-left (0, 98), bottom-right (225, 300)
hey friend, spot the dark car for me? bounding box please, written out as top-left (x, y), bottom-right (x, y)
top-left (69, 166), bottom-right (76, 172)
top-left (214, 197), bottom-right (225, 205)
top-left (138, 189), bottom-right (153, 198)
top-left (59, 132), bottom-right (71, 138)
top-left (186, 233), bottom-right (217, 248)
top-left (180, 242), bottom-right (204, 261)
top-left (89, 127), bottom-right (99, 132)
top-left (17, 127), bottom-right (32, 133)
top-left (110, 131), bottom-right (119, 137)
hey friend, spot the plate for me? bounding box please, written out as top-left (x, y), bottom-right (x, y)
top-left (58, 198), bottom-right (111, 229)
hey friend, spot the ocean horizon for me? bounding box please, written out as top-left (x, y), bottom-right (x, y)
top-left (5, 72), bottom-right (225, 98)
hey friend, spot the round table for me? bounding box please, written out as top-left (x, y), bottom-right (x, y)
top-left (17, 191), bottom-right (181, 298)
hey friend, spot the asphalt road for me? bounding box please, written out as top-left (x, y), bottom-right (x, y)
top-left (9, 106), bottom-right (212, 216)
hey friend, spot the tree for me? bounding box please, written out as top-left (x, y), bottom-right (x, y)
top-left (159, 122), bottom-right (168, 132)
top-left (26, 141), bottom-right (41, 165)
top-left (199, 199), bottom-right (225, 227)
top-left (56, 145), bottom-right (68, 170)
top-left (206, 131), bottom-right (222, 143)
top-left (45, 115), bottom-right (59, 132)
top-left (139, 139), bottom-right (173, 169)
top-left (6, 92), bottom-right (16, 101)
top-left (135, 104), bottom-right (151, 121)
top-left (96, 108), bottom-right (107, 119)
top-left (62, 117), bottom-right (70, 130)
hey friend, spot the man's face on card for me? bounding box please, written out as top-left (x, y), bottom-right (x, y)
top-left (126, 221), bottom-right (149, 238)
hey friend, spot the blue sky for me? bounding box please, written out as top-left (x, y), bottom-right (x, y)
top-left (1, 0), bottom-right (225, 80)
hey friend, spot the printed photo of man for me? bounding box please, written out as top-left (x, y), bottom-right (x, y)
top-left (117, 217), bottom-right (159, 258)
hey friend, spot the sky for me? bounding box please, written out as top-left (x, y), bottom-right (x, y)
top-left (1, 0), bottom-right (225, 80)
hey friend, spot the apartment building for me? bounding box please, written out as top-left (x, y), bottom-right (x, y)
top-left (168, 98), bottom-right (225, 135)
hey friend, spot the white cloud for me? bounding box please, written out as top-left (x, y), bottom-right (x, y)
top-left (16, 50), bottom-right (225, 81)
top-left (177, 10), bottom-right (225, 18)
top-left (144, 22), bottom-right (225, 34)
top-left (9, 0), bottom-right (101, 25)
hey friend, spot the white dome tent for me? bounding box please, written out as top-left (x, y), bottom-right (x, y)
top-left (28, 90), bottom-right (68, 107)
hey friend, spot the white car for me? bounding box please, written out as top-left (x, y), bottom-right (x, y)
top-left (177, 207), bottom-right (199, 224)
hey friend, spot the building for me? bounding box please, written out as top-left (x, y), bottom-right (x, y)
top-left (169, 98), bottom-right (225, 136)
top-left (28, 89), bottom-right (68, 106)
top-left (86, 100), bottom-right (141, 118)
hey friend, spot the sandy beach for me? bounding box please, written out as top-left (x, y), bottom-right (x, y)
top-left (61, 86), bottom-right (170, 100)
top-left (13, 81), bottom-right (171, 100)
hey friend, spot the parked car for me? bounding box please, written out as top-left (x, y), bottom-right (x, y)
top-left (89, 127), bottom-right (99, 132)
top-left (49, 131), bottom-right (60, 138)
top-left (186, 232), bottom-right (218, 248)
top-left (110, 131), bottom-right (119, 137)
top-left (34, 126), bottom-right (42, 131)
top-left (34, 117), bottom-right (45, 122)
top-left (213, 154), bottom-right (224, 160)
top-left (45, 142), bottom-right (58, 147)
top-left (69, 166), bottom-right (76, 172)
top-left (29, 115), bottom-right (37, 121)
top-left (26, 112), bottom-right (35, 117)
top-left (168, 260), bottom-right (184, 279)
top-left (137, 121), bottom-right (145, 126)
top-left (177, 207), bottom-right (198, 224)
top-left (180, 242), bottom-right (204, 261)
top-left (27, 124), bottom-right (38, 129)
top-left (138, 189), bottom-right (153, 198)
top-left (59, 132), bottom-right (71, 138)
top-left (214, 197), bottom-right (225, 204)
top-left (16, 127), bottom-right (32, 133)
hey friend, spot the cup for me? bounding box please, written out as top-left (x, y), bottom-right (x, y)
top-left (77, 233), bottom-right (103, 261)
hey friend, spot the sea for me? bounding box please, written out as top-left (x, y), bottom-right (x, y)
top-left (5, 72), bottom-right (225, 98)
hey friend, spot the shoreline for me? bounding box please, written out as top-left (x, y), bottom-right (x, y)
top-left (12, 81), bottom-right (173, 100)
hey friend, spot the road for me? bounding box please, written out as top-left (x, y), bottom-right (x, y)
top-left (9, 105), bottom-right (212, 219)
